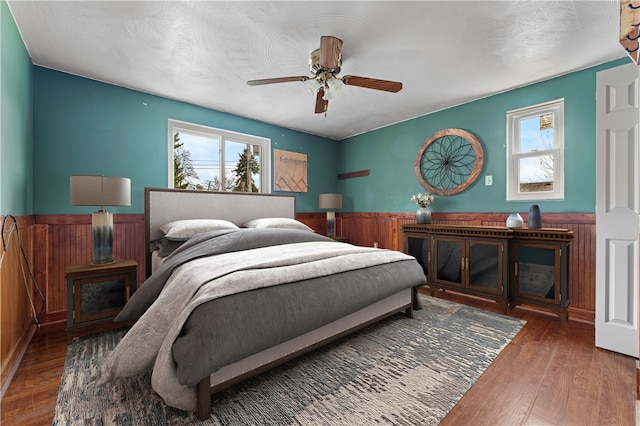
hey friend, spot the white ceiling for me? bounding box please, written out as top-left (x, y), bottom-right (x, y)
top-left (8, 0), bottom-right (626, 140)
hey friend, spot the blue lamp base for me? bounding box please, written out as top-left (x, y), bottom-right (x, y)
top-left (326, 211), bottom-right (336, 238)
top-left (92, 210), bottom-right (115, 265)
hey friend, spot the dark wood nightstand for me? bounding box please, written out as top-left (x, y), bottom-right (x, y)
top-left (66, 259), bottom-right (137, 329)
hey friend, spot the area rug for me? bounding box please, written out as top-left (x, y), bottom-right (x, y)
top-left (53, 295), bottom-right (525, 425)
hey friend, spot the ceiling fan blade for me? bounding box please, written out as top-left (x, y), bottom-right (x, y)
top-left (315, 89), bottom-right (328, 114)
top-left (319, 36), bottom-right (343, 70)
top-left (247, 76), bottom-right (309, 86)
top-left (341, 75), bottom-right (403, 93)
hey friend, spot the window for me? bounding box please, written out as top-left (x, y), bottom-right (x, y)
top-left (168, 119), bottom-right (271, 193)
top-left (507, 99), bottom-right (564, 201)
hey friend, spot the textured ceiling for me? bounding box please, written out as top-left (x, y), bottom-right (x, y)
top-left (8, 1), bottom-right (626, 140)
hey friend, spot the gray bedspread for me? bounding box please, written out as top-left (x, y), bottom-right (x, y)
top-left (100, 228), bottom-right (426, 412)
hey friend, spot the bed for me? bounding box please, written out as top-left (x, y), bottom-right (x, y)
top-left (101, 188), bottom-right (427, 420)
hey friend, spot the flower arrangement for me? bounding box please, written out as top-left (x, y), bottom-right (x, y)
top-left (411, 192), bottom-right (435, 208)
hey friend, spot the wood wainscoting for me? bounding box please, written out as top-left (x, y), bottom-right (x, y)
top-left (0, 215), bottom-right (36, 397)
top-left (32, 214), bottom-right (146, 326)
top-left (23, 211), bottom-right (595, 329)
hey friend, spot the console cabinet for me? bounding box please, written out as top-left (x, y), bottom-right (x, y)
top-left (509, 228), bottom-right (572, 325)
top-left (402, 224), bottom-right (573, 324)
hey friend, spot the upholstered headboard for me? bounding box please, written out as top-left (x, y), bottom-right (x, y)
top-left (144, 188), bottom-right (296, 276)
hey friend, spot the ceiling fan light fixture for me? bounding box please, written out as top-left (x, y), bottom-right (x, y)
top-left (246, 35), bottom-right (403, 114)
top-left (322, 87), bottom-right (333, 101)
top-left (322, 77), bottom-right (343, 101)
top-left (306, 78), bottom-right (322, 94)
top-left (328, 77), bottom-right (343, 92)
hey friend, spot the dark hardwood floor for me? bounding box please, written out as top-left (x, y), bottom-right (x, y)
top-left (1, 290), bottom-right (637, 425)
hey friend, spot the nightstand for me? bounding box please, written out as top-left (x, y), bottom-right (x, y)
top-left (66, 259), bottom-right (137, 328)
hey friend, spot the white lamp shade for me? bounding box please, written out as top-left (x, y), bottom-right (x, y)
top-left (70, 175), bottom-right (131, 207)
top-left (319, 193), bottom-right (342, 210)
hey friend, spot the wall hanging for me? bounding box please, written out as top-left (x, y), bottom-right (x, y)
top-left (274, 149), bottom-right (308, 192)
top-left (414, 128), bottom-right (484, 196)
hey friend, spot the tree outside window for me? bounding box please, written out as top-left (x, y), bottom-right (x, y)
top-left (168, 120), bottom-right (270, 193)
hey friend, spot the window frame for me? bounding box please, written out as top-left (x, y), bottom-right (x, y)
top-left (168, 119), bottom-right (271, 193)
top-left (506, 99), bottom-right (565, 201)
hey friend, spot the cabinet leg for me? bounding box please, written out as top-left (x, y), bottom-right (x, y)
top-left (497, 299), bottom-right (509, 315)
top-left (558, 310), bottom-right (568, 326)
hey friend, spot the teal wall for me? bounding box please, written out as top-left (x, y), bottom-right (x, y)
top-left (339, 57), bottom-right (631, 214)
top-left (0, 0), bottom-right (33, 216)
top-left (33, 67), bottom-right (339, 214)
top-left (5, 0), bottom-right (632, 216)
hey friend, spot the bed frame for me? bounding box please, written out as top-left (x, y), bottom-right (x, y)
top-left (144, 188), bottom-right (413, 420)
top-left (145, 187), bottom-right (296, 277)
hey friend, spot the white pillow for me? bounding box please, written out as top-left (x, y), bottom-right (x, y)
top-left (160, 219), bottom-right (238, 240)
top-left (243, 218), bottom-right (314, 232)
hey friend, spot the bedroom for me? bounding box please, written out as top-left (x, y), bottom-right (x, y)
top-left (1, 0), bottom-right (638, 424)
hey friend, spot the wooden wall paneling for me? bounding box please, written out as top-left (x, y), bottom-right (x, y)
top-left (395, 215), bottom-right (415, 251)
top-left (112, 216), bottom-right (146, 286)
top-left (25, 211), bottom-right (596, 327)
top-left (295, 213), bottom-right (326, 235)
top-left (1, 215), bottom-right (36, 396)
top-left (33, 214), bottom-right (146, 326)
top-left (341, 212), bottom-right (412, 249)
top-left (32, 224), bottom-right (48, 325)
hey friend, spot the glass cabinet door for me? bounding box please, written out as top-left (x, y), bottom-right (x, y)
top-left (514, 243), bottom-right (559, 303)
top-left (433, 237), bottom-right (463, 286)
top-left (467, 240), bottom-right (503, 294)
top-left (405, 235), bottom-right (430, 278)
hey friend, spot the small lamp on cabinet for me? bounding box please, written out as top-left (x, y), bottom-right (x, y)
top-left (70, 175), bottom-right (131, 265)
top-left (319, 193), bottom-right (342, 238)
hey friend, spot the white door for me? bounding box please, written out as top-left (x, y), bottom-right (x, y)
top-left (595, 62), bottom-right (640, 358)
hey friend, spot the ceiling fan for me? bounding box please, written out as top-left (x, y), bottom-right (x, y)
top-left (247, 36), bottom-right (403, 114)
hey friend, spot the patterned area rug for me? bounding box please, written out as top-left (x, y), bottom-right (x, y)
top-left (53, 295), bottom-right (525, 425)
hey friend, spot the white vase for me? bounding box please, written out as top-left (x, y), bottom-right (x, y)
top-left (416, 207), bottom-right (432, 224)
top-left (506, 212), bottom-right (524, 228)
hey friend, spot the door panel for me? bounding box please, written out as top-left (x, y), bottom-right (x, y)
top-left (467, 240), bottom-right (501, 293)
top-left (433, 237), bottom-right (463, 286)
top-left (514, 243), bottom-right (559, 303)
top-left (595, 62), bottom-right (640, 358)
top-left (405, 235), bottom-right (430, 278)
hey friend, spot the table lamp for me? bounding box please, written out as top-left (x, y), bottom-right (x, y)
top-left (70, 175), bottom-right (131, 265)
top-left (319, 193), bottom-right (342, 238)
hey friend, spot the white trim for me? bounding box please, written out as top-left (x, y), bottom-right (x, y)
top-left (167, 119), bottom-right (271, 193)
top-left (506, 99), bottom-right (565, 201)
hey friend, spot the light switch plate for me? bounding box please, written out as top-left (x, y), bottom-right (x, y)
top-left (485, 175), bottom-right (493, 186)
